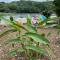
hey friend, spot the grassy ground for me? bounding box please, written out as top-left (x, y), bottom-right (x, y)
top-left (0, 26), bottom-right (60, 60)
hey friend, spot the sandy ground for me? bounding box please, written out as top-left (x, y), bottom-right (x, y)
top-left (0, 26), bottom-right (60, 60)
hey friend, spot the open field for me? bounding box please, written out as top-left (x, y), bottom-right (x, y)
top-left (0, 26), bottom-right (60, 60)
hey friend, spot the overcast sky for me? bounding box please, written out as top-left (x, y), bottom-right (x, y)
top-left (0, 0), bottom-right (53, 3)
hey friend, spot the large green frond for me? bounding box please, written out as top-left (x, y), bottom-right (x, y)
top-left (25, 45), bottom-right (46, 55)
top-left (24, 33), bottom-right (50, 45)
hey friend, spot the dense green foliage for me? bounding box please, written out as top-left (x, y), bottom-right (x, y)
top-left (54, 0), bottom-right (60, 25)
top-left (54, 0), bottom-right (60, 16)
top-left (0, 1), bottom-right (53, 13)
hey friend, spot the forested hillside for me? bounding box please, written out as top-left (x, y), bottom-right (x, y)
top-left (0, 1), bottom-right (53, 13)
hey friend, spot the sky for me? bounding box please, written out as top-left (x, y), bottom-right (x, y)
top-left (0, 0), bottom-right (53, 3)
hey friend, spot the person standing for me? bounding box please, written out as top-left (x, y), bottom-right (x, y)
top-left (10, 16), bottom-right (14, 21)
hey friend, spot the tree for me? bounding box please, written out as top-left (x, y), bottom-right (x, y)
top-left (54, 0), bottom-right (60, 16)
top-left (0, 1), bottom-right (53, 13)
top-left (54, 0), bottom-right (60, 25)
top-left (8, 3), bottom-right (17, 12)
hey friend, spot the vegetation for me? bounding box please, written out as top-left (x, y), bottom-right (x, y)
top-left (0, 1), bottom-right (53, 13)
top-left (0, 0), bottom-right (59, 60)
top-left (54, 0), bottom-right (60, 16)
top-left (0, 16), bottom-right (52, 60)
top-left (54, 0), bottom-right (60, 25)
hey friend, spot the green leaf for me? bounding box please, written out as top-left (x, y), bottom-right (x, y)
top-left (25, 45), bottom-right (46, 55)
top-left (27, 16), bottom-right (32, 26)
top-left (24, 33), bottom-right (50, 45)
top-left (4, 38), bottom-right (24, 45)
top-left (25, 25), bottom-right (37, 33)
top-left (0, 29), bottom-right (17, 38)
top-left (6, 20), bottom-right (21, 31)
top-left (6, 20), bottom-right (28, 31)
top-left (8, 50), bottom-right (17, 57)
top-left (4, 18), bottom-right (35, 32)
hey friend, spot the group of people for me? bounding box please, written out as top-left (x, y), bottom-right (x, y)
top-left (9, 15), bottom-right (47, 27)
